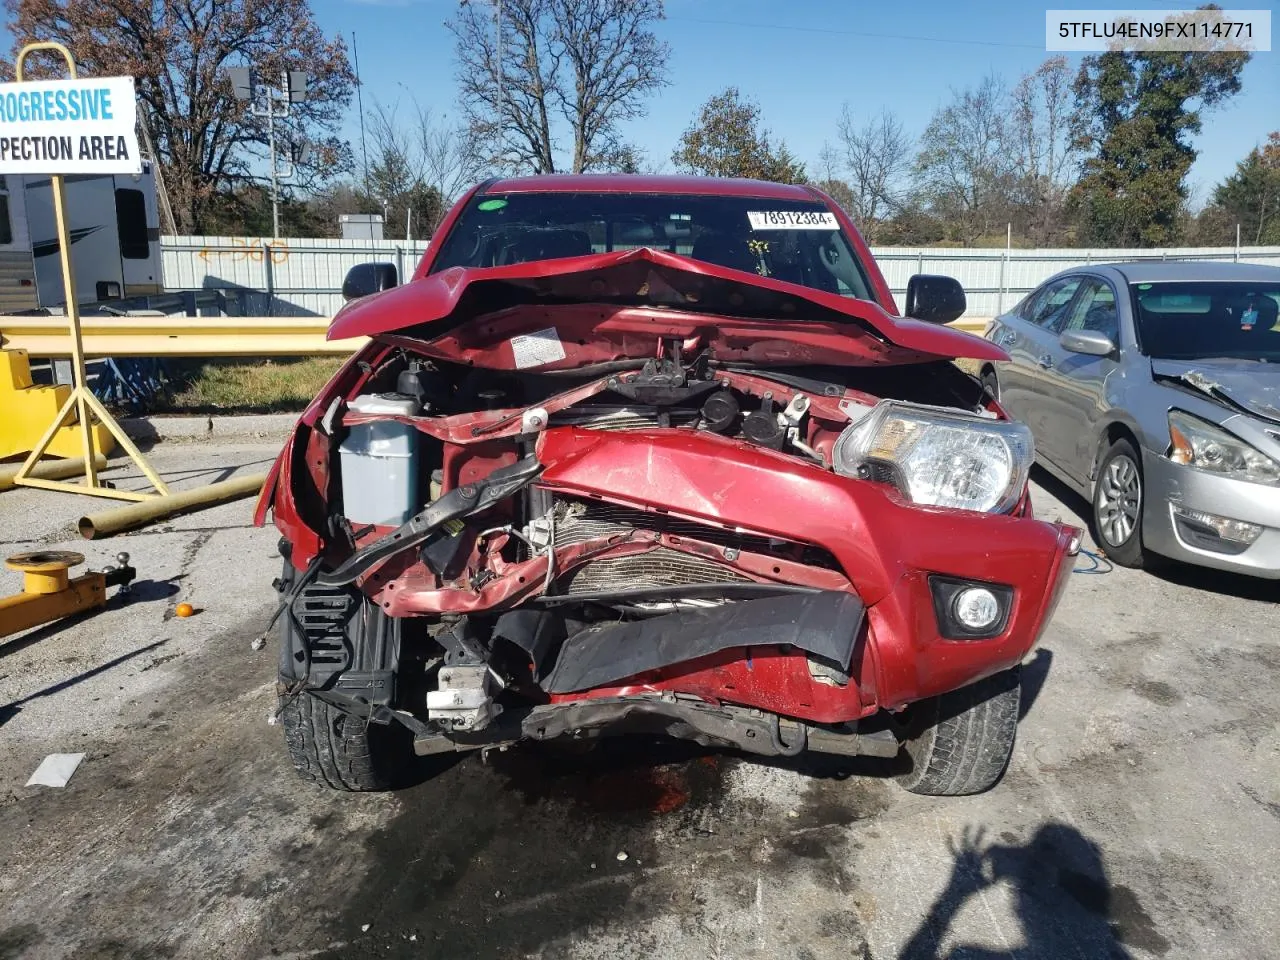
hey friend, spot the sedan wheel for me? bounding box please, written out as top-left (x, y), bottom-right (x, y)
top-left (1093, 438), bottom-right (1146, 568)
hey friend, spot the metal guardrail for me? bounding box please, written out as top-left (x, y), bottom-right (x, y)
top-left (2, 314), bottom-right (989, 359)
top-left (0, 316), bottom-right (366, 357)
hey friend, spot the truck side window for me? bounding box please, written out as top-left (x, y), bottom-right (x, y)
top-left (115, 188), bottom-right (149, 259)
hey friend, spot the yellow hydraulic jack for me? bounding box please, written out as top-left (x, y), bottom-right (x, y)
top-left (0, 551), bottom-right (135, 642)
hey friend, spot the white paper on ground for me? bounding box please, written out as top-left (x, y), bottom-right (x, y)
top-left (26, 752), bottom-right (85, 787)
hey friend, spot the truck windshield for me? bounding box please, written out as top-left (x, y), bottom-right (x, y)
top-left (1133, 282), bottom-right (1280, 361)
top-left (429, 191), bottom-right (876, 302)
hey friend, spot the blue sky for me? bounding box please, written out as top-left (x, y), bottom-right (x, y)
top-left (314, 0), bottom-right (1277, 203)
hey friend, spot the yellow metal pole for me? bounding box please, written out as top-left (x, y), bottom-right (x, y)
top-left (81, 390), bottom-right (170, 495)
top-left (78, 472), bottom-right (266, 539)
top-left (11, 389), bottom-right (79, 480)
top-left (0, 454), bottom-right (107, 493)
top-left (50, 172), bottom-right (100, 489)
top-left (11, 43), bottom-right (98, 488)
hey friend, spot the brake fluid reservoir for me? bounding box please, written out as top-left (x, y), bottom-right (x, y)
top-left (339, 393), bottom-right (421, 525)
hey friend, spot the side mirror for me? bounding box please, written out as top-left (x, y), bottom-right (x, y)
top-left (342, 262), bottom-right (398, 301)
top-left (905, 274), bottom-right (966, 324)
top-left (1060, 329), bottom-right (1115, 357)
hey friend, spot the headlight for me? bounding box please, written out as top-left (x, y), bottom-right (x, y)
top-left (833, 401), bottom-right (1034, 513)
top-left (1167, 411), bottom-right (1280, 486)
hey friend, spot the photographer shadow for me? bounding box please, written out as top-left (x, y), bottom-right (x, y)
top-left (898, 822), bottom-right (1168, 959)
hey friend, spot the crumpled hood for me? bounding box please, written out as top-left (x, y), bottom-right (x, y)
top-left (328, 247), bottom-right (1004, 368)
top-left (1151, 358), bottom-right (1280, 424)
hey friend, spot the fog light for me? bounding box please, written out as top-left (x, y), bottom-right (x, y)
top-left (1170, 503), bottom-right (1263, 545)
top-left (953, 587), bottom-right (1000, 631)
top-left (928, 576), bottom-right (1014, 640)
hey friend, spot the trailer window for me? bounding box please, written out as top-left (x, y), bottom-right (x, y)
top-left (115, 188), bottom-right (149, 259)
top-left (0, 177), bottom-right (12, 245)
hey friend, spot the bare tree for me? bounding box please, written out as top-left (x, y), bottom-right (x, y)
top-left (364, 99), bottom-right (482, 236)
top-left (449, 0), bottom-right (668, 174)
top-left (811, 141), bottom-right (857, 219)
top-left (914, 75), bottom-right (1014, 245)
top-left (836, 106), bottom-right (911, 238)
top-left (555, 0), bottom-right (669, 171)
top-left (1009, 57), bottom-right (1079, 244)
top-left (417, 110), bottom-right (483, 203)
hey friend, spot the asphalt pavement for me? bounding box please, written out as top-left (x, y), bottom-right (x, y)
top-left (0, 438), bottom-right (1277, 960)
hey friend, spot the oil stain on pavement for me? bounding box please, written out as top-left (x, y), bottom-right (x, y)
top-left (304, 745), bottom-right (893, 960)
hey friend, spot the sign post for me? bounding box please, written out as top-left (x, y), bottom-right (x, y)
top-left (5, 42), bottom-right (169, 502)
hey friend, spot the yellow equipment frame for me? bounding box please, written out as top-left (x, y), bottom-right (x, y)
top-left (8, 43), bottom-right (170, 503)
top-left (0, 551), bottom-right (105, 641)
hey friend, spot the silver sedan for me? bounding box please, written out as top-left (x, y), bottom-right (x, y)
top-left (980, 261), bottom-right (1280, 578)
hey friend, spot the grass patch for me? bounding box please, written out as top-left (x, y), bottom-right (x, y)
top-left (155, 356), bottom-right (344, 414)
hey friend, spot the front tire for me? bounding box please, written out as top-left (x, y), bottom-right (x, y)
top-left (280, 692), bottom-right (408, 791)
top-left (1093, 438), bottom-right (1146, 568)
top-left (897, 666), bottom-right (1021, 796)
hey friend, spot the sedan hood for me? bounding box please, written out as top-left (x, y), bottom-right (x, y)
top-left (328, 247), bottom-right (1004, 369)
top-left (1151, 358), bottom-right (1280, 424)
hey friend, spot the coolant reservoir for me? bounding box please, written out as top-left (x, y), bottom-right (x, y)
top-left (339, 393), bottom-right (421, 525)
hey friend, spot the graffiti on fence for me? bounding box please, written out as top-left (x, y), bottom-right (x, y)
top-left (196, 238), bottom-right (291, 264)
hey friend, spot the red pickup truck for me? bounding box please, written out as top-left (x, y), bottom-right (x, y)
top-left (256, 175), bottom-right (1078, 796)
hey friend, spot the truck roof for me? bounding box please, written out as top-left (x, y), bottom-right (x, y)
top-left (482, 174), bottom-right (819, 202)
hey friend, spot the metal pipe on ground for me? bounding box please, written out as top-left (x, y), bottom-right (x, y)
top-left (78, 473), bottom-right (266, 539)
top-left (0, 455), bottom-right (108, 492)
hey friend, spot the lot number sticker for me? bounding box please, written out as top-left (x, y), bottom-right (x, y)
top-left (510, 327), bottom-right (567, 369)
top-left (747, 210), bottom-right (838, 230)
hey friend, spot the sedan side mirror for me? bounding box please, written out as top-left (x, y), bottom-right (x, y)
top-left (1060, 329), bottom-right (1116, 357)
top-left (905, 274), bottom-right (966, 324)
top-left (342, 262), bottom-right (399, 301)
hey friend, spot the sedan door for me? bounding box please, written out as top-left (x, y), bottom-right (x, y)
top-left (1034, 277), bottom-right (1122, 485)
top-left (994, 276), bottom-right (1085, 440)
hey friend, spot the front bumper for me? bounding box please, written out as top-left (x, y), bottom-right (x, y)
top-left (275, 424), bottom-right (1081, 726)
top-left (1143, 449), bottom-right (1280, 579)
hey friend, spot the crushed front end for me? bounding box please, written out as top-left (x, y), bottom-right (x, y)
top-left (257, 251), bottom-right (1078, 793)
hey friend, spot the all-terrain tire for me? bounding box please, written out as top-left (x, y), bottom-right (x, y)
top-left (280, 692), bottom-right (406, 791)
top-left (897, 666), bottom-right (1021, 796)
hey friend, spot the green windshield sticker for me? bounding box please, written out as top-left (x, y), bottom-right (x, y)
top-left (1138, 283), bottom-right (1152, 290)
top-left (478, 198), bottom-right (508, 212)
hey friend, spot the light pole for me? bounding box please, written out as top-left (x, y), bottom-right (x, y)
top-left (228, 68), bottom-right (309, 238)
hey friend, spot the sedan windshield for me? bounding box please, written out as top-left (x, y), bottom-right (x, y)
top-left (1133, 281), bottom-right (1280, 361)
top-left (429, 191), bottom-right (876, 301)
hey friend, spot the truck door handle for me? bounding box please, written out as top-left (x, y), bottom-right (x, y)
top-left (1036, 354), bottom-right (1054, 369)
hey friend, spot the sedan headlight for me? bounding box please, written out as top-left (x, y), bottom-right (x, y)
top-left (1167, 410), bottom-right (1280, 486)
top-left (833, 401), bottom-right (1034, 513)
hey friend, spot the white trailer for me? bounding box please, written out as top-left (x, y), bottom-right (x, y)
top-left (0, 160), bottom-right (162, 313)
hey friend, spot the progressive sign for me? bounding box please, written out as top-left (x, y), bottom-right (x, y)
top-left (0, 76), bottom-right (141, 175)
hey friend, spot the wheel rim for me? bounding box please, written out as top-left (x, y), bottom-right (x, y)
top-left (1097, 454), bottom-right (1141, 547)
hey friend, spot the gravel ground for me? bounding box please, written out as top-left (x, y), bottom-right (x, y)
top-left (0, 440), bottom-right (1277, 960)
